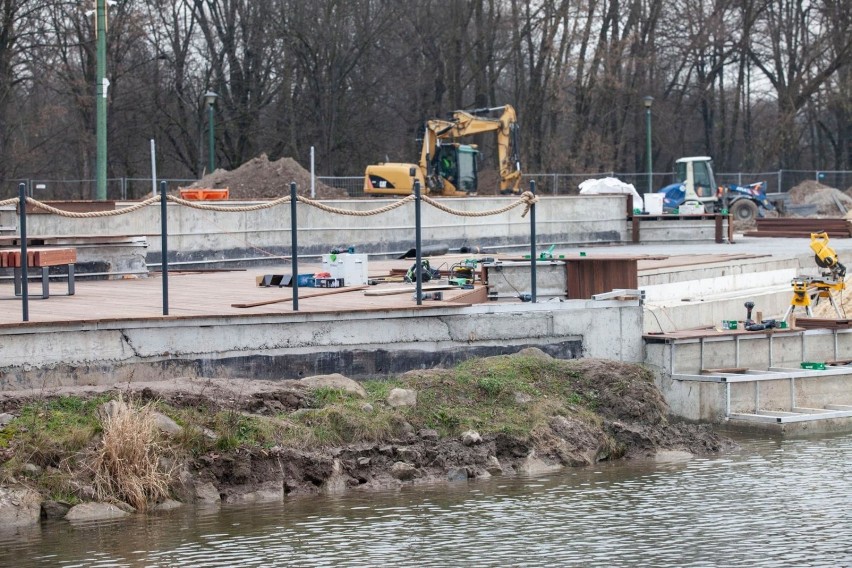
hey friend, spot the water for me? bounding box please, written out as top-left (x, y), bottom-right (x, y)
top-left (3, 433), bottom-right (851, 567)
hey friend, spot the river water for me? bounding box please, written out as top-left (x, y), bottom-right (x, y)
top-left (3, 432), bottom-right (851, 567)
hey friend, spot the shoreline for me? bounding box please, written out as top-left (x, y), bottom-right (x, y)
top-left (0, 350), bottom-right (735, 526)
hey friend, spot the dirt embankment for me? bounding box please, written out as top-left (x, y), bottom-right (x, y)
top-left (0, 352), bottom-right (734, 521)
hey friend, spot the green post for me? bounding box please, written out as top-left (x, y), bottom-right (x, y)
top-left (204, 91), bottom-right (218, 173)
top-left (95, 0), bottom-right (108, 200)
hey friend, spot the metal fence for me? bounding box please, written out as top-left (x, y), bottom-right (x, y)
top-left (3, 170), bottom-right (851, 201)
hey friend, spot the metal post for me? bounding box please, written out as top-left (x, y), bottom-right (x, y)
top-left (95, 0), bottom-right (108, 200)
top-left (290, 182), bottom-right (299, 311)
top-left (160, 181), bottom-right (169, 315)
top-left (414, 177), bottom-right (423, 306)
top-left (529, 179), bottom-right (537, 303)
top-left (19, 183), bottom-right (28, 322)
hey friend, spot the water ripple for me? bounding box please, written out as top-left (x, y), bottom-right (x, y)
top-left (2, 433), bottom-right (851, 567)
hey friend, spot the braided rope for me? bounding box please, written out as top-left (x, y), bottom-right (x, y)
top-left (25, 195), bottom-right (162, 218)
top-left (16, 191), bottom-right (537, 220)
top-left (166, 194), bottom-right (291, 212)
top-left (421, 191), bottom-right (539, 217)
top-left (296, 194), bottom-right (415, 215)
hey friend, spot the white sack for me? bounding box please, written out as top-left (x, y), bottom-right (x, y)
top-left (578, 177), bottom-right (643, 210)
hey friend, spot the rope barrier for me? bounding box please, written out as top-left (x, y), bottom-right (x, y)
top-left (166, 194), bottom-right (291, 212)
top-left (16, 191), bottom-right (536, 219)
top-left (297, 194), bottom-right (415, 215)
top-left (421, 191), bottom-right (539, 217)
top-left (25, 195), bottom-right (161, 217)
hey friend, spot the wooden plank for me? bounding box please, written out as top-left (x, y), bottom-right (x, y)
top-left (32, 248), bottom-right (77, 266)
top-left (701, 367), bottom-right (748, 375)
top-left (364, 284), bottom-right (455, 297)
top-left (230, 285), bottom-right (369, 308)
top-left (445, 285), bottom-right (488, 304)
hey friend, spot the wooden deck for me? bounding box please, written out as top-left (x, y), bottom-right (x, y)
top-left (0, 255), bottom-right (502, 326)
top-left (0, 251), bottom-right (763, 327)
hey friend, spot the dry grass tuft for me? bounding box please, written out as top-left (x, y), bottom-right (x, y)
top-left (89, 396), bottom-right (173, 511)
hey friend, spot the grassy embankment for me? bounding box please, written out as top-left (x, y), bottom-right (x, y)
top-left (0, 353), bottom-right (662, 508)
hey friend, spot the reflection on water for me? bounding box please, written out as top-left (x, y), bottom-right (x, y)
top-left (3, 433), bottom-right (851, 567)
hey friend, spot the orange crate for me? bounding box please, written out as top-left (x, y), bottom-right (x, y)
top-left (179, 187), bottom-right (230, 200)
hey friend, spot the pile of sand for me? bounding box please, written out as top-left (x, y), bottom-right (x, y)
top-left (788, 180), bottom-right (852, 216)
top-left (185, 154), bottom-right (348, 200)
top-left (810, 275), bottom-right (852, 318)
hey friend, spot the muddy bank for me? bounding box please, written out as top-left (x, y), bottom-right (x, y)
top-left (0, 351), bottom-right (735, 524)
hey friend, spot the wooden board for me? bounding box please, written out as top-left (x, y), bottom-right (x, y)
top-left (363, 284), bottom-right (456, 297)
top-left (231, 285), bottom-right (368, 308)
top-left (33, 248), bottom-right (77, 265)
top-left (0, 247), bottom-right (76, 267)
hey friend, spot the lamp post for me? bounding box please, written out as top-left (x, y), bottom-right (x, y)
top-left (95, 0), bottom-right (109, 200)
top-left (204, 91), bottom-right (218, 173)
top-left (643, 96), bottom-right (654, 212)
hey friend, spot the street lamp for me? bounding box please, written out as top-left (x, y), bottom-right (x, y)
top-left (95, 0), bottom-right (109, 201)
top-left (204, 91), bottom-right (218, 173)
top-left (643, 96), bottom-right (654, 213)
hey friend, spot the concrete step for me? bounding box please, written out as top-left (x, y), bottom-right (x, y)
top-left (643, 283), bottom-right (792, 333)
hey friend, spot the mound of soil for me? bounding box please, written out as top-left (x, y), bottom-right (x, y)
top-left (0, 354), bottom-right (735, 513)
top-left (186, 154), bottom-right (348, 200)
top-left (788, 180), bottom-right (851, 215)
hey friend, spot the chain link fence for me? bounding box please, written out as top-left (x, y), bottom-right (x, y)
top-left (2, 171), bottom-right (850, 200)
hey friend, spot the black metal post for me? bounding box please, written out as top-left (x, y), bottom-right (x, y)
top-left (529, 179), bottom-right (537, 303)
top-left (19, 183), bottom-right (28, 321)
top-left (290, 182), bottom-right (299, 311)
top-left (160, 181), bottom-right (169, 315)
top-left (414, 178), bottom-right (423, 306)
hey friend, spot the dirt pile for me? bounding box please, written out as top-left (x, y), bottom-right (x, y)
top-left (186, 154), bottom-right (348, 200)
top-left (788, 180), bottom-right (852, 216)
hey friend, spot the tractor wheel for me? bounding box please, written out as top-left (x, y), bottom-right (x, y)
top-left (730, 199), bottom-right (758, 222)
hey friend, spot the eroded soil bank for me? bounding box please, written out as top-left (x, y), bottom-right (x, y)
top-left (0, 350), bottom-right (735, 525)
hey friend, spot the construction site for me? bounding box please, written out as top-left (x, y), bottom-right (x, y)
top-left (3, 151), bottom-right (852, 438)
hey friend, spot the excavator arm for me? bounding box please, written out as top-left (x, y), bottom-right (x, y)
top-left (419, 105), bottom-right (522, 194)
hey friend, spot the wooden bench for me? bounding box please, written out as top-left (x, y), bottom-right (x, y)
top-left (0, 247), bottom-right (76, 299)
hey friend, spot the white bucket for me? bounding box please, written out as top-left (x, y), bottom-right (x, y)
top-left (644, 193), bottom-right (664, 215)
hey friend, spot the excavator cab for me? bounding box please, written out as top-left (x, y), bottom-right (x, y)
top-left (430, 144), bottom-right (479, 194)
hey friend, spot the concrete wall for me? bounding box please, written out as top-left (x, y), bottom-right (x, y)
top-left (17, 195), bottom-right (629, 263)
top-left (0, 300), bottom-right (642, 391)
top-left (645, 329), bottom-right (852, 423)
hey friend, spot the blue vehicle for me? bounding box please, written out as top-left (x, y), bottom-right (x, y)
top-left (658, 157), bottom-right (774, 222)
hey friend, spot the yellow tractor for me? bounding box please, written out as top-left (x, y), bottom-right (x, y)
top-left (364, 105), bottom-right (522, 197)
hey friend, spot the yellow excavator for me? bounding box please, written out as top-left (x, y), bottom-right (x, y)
top-left (363, 105), bottom-right (522, 197)
top-left (784, 232), bottom-right (847, 322)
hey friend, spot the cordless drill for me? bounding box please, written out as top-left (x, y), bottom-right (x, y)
top-left (743, 300), bottom-right (777, 331)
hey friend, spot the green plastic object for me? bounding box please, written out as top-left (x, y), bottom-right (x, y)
top-left (801, 362), bottom-right (826, 370)
top-left (722, 320), bottom-right (738, 330)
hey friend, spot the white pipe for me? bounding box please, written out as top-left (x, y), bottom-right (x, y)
top-left (310, 146), bottom-right (316, 199)
top-left (150, 139), bottom-right (157, 196)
